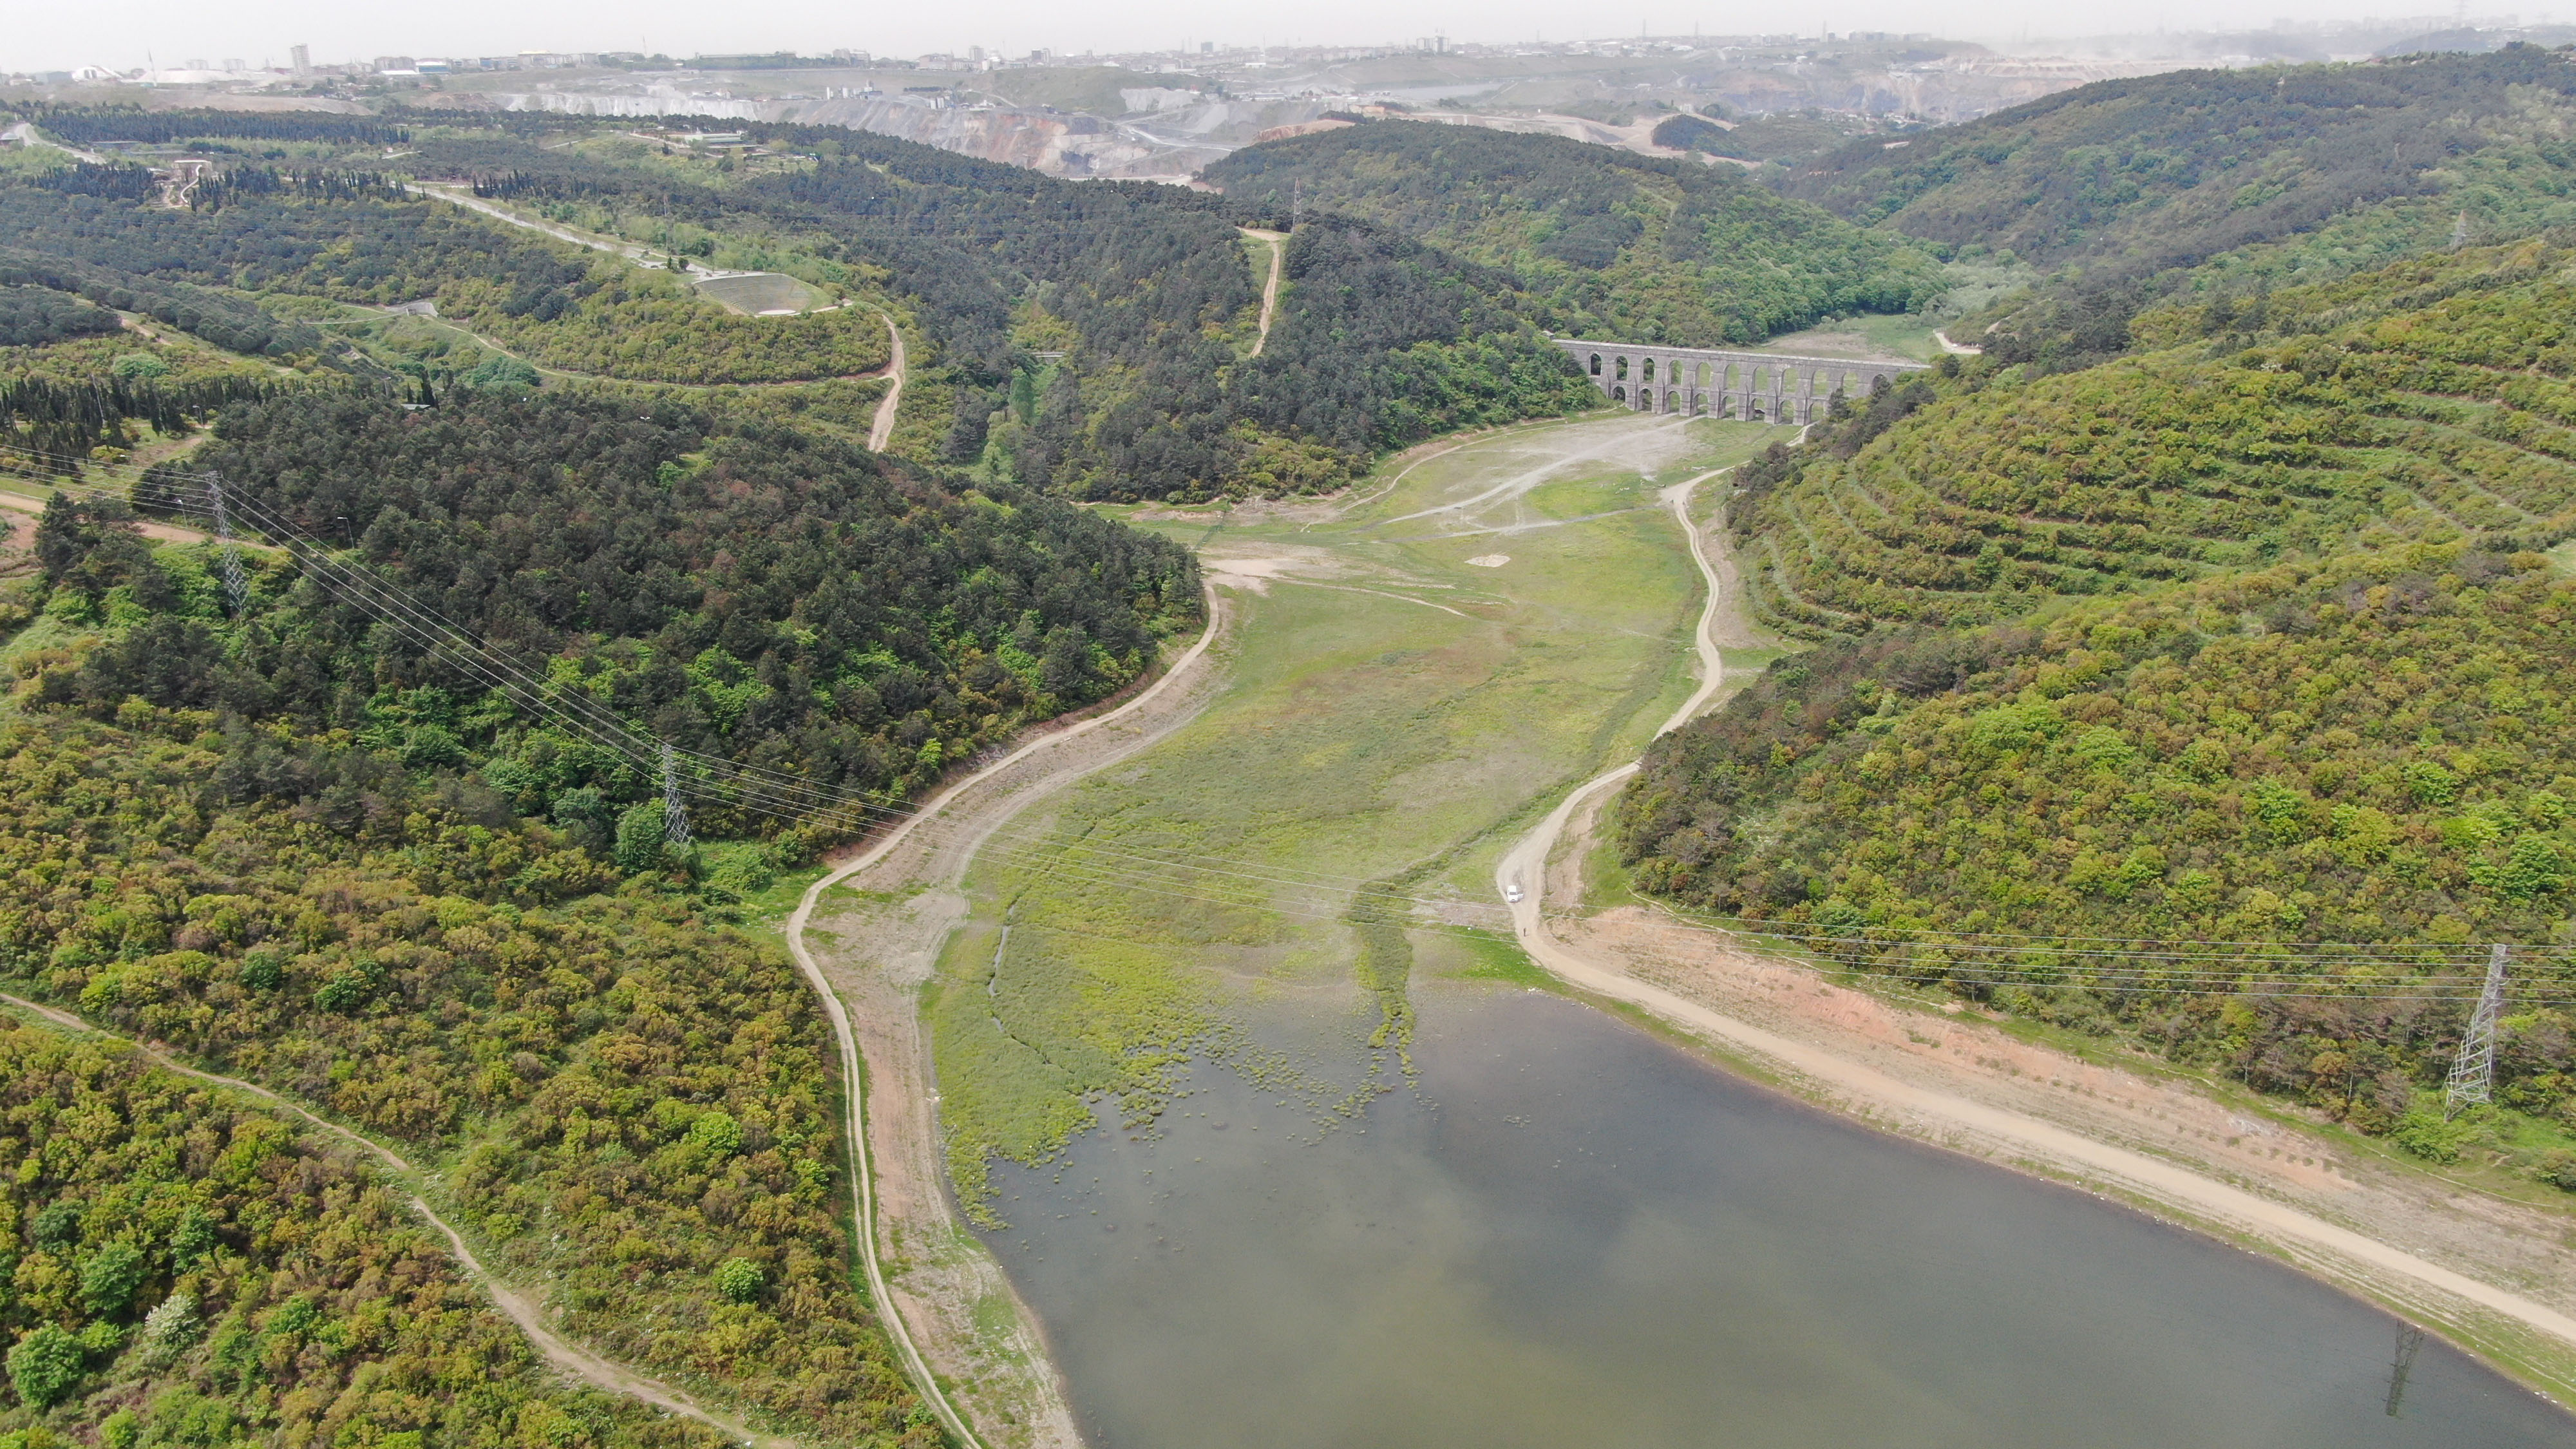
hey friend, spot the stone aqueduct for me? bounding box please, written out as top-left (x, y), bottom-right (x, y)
top-left (1553, 338), bottom-right (1929, 425)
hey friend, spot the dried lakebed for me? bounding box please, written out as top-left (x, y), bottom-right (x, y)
top-left (900, 412), bottom-right (2575, 1446)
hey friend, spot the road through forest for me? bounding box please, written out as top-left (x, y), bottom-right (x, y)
top-left (0, 993), bottom-right (788, 1448)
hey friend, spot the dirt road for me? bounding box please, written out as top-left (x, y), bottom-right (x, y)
top-left (0, 993), bottom-right (787, 1447)
top-left (1492, 480), bottom-right (2576, 1397)
top-left (1242, 229), bottom-right (1285, 359)
top-left (786, 586), bottom-right (1234, 1449)
top-left (869, 316), bottom-right (907, 453)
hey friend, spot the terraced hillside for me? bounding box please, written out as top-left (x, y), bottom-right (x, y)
top-left (1736, 238), bottom-right (2576, 637)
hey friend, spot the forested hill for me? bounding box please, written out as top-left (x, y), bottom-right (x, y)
top-left (156, 391), bottom-right (1202, 835)
top-left (1729, 236), bottom-right (2576, 637)
top-left (1777, 46), bottom-right (2576, 287)
top-left (1202, 122), bottom-right (1946, 346)
top-left (1616, 236), bottom-right (2576, 1188)
top-left (0, 113), bottom-right (1601, 498)
top-left (0, 383), bottom-right (1200, 1437)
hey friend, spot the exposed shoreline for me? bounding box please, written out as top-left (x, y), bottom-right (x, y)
top-left (787, 585), bottom-right (1238, 1449)
top-left (1497, 476), bottom-right (2576, 1408)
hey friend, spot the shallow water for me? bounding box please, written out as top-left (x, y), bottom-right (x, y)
top-left (981, 989), bottom-right (2575, 1449)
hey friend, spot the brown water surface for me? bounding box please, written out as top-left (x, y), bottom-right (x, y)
top-left (982, 989), bottom-right (2575, 1449)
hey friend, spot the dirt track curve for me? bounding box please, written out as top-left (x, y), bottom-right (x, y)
top-left (1492, 472), bottom-right (2576, 1386)
top-left (785, 583), bottom-right (1233, 1449)
top-left (0, 992), bottom-right (788, 1448)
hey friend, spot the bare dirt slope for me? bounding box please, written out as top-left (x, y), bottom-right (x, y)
top-left (788, 589), bottom-right (1236, 1449)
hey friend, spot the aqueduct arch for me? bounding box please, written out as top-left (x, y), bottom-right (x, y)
top-left (1550, 337), bottom-right (1931, 426)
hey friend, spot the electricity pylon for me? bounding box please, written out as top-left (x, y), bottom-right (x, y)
top-left (2443, 944), bottom-right (2510, 1116)
top-left (660, 743), bottom-right (692, 848)
top-left (207, 472), bottom-right (249, 616)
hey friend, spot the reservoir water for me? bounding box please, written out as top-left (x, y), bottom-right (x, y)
top-left (982, 988), bottom-right (2574, 1448)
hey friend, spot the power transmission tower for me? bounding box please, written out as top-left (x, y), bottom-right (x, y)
top-left (2443, 943), bottom-right (2510, 1115)
top-left (659, 743), bottom-right (692, 849)
top-left (2385, 1324), bottom-right (2425, 1417)
top-left (207, 471), bottom-right (250, 616)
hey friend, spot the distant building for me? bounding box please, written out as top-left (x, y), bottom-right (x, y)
top-left (374, 56), bottom-right (415, 73)
top-left (290, 44), bottom-right (310, 75)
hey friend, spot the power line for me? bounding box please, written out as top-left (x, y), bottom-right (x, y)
top-left (16, 457), bottom-right (2574, 1005)
top-left (2444, 943), bottom-right (2510, 1113)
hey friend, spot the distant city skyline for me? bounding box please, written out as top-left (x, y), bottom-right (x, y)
top-left (4, 0), bottom-right (2554, 75)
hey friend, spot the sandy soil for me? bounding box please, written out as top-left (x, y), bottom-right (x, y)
top-left (786, 588), bottom-right (1238, 1449)
top-left (1493, 491), bottom-right (2576, 1402)
top-left (0, 488), bottom-right (240, 549)
top-left (0, 993), bottom-right (785, 1447)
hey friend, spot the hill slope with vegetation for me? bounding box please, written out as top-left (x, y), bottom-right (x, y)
top-left (1619, 234), bottom-right (2576, 1189)
top-left (0, 1019), bottom-right (736, 1447)
top-left (1730, 238), bottom-right (2576, 636)
top-left (0, 391), bottom-right (1155, 1437)
top-left (1202, 121), bottom-right (1946, 346)
top-left (1780, 45), bottom-right (2576, 284)
top-left (0, 109), bottom-right (1605, 499)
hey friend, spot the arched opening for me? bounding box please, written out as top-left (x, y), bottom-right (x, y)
top-left (1589, 352), bottom-right (1602, 375)
top-left (1611, 385), bottom-right (1626, 402)
top-left (1692, 390), bottom-right (1707, 415)
top-left (1642, 357), bottom-right (1656, 383)
top-left (1615, 356), bottom-right (1629, 381)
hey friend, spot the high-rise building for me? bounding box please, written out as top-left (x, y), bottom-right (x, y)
top-left (290, 44), bottom-right (311, 75)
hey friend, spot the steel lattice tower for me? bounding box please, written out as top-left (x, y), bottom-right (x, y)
top-left (659, 743), bottom-right (692, 849)
top-left (207, 473), bottom-right (250, 616)
top-left (2444, 944), bottom-right (2510, 1115)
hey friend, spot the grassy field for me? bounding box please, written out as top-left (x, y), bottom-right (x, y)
top-left (694, 272), bottom-right (829, 315)
top-left (1753, 313), bottom-right (1945, 363)
top-left (926, 413), bottom-right (1780, 1215)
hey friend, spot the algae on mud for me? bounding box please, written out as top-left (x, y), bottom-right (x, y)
top-left (927, 414), bottom-right (1777, 1214)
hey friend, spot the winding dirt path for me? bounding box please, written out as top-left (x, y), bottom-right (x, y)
top-left (1654, 468), bottom-right (1738, 735)
top-left (1242, 229), bottom-right (1285, 359)
top-left (1490, 489), bottom-right (2576, 1391)
top-left (0, 993), bottom-right (787, 1448)
top-left (869, 316), bottom-right (907, 453)
top-left (785, 585), bottom-right (1233, 1449)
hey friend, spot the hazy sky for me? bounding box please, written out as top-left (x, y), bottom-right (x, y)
top-left (5, 0), bottom-right (2540, 74)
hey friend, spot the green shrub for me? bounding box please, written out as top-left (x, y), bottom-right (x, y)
top-left (6, 1324), bottom-right (83, 1408)
top-left (77, 1241), bottom-right (146, 1316)
top-left (2387, 1106), bottom-right (2474, 1164)
top-left (712, 1258), bottom-right (764, 1304)
top-left (687, 1110), bottom-right (743, 1156)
